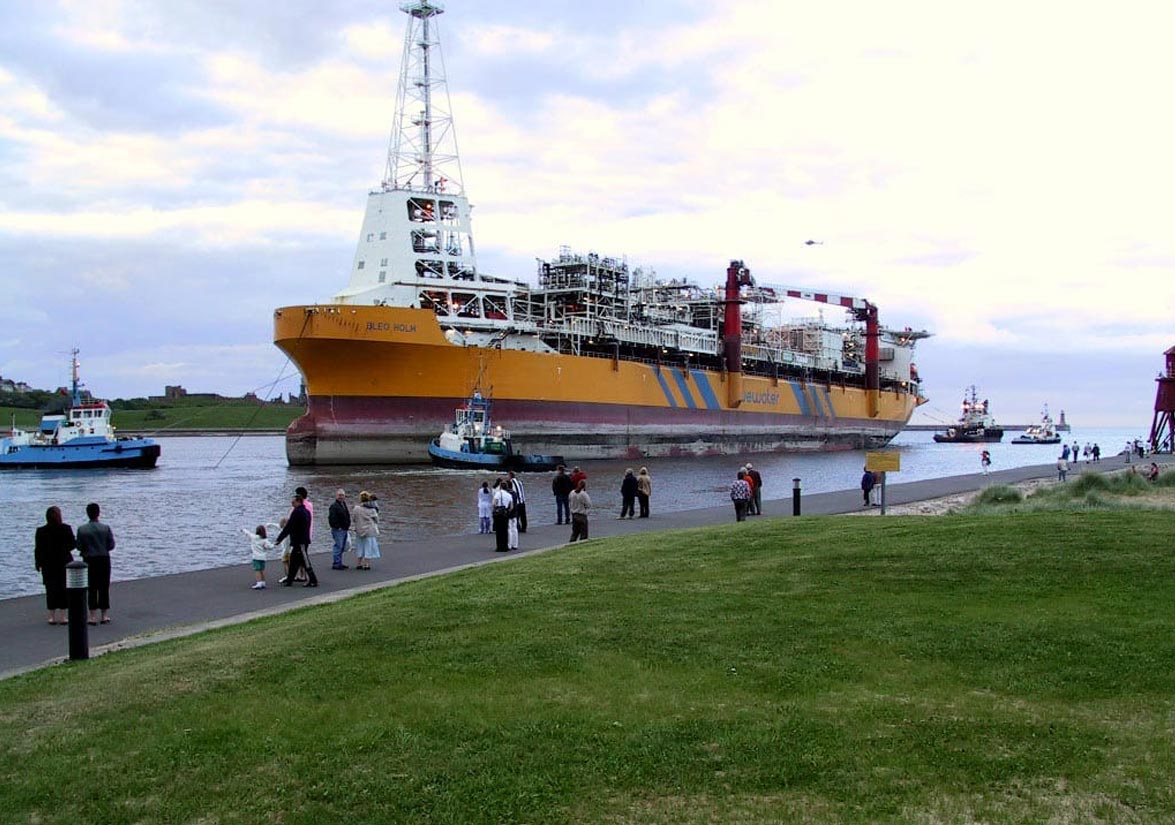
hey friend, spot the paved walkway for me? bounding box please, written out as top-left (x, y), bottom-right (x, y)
top-left (2, 452), bottom-right (1168, 679)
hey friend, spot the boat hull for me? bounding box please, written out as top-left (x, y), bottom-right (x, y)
top-left (0, 439), bottom-right (161, 469)
top-left (427, 439), bottom-right (564, 472)
top-left (932, 431), bottom-right (1004, 443)
top-left (275, 305), bottom-right (921, 465)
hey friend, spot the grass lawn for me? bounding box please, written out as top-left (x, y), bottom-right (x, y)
top-left (0, 403), bottom-right (303, 432)
top-left (2, 509), bottom-right (1174, 823)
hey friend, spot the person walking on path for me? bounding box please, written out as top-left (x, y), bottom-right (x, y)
top-left (507, 472), bottom-right (528, 533)
top-left (276, 494), bottom-right (317, 587)
top-left (491, 478), bottom-right (513, 552)
top-left (1092, 443), bottom-right (1101, 462)
top-left (552, 466), bottom-right (573, 525)
top-left (76, 502), bottom-right (115, 624)
top-left (328, 489), bottom-right (351, 570)
top-left (350, 491), bottom-right (381, 570)
top-left (1056, 455), bottom-right (1069, 482)
top-left (477, 481), bottom-right (493, 534)
top-left (746, 463), bottom-right (763, 515)
top-left (1072, 442), bottom-right (1080, 465)
top-left (34, 506), bottom-right (75, 625)
top-left (636, 467), bottom-right (652, 518)
top-left (241, 525), bottom-right (275, 589)
top-left (980, 450), bottom-right (992, 475)
top-left (549, 467), bottom-right (573, 526)
top-left (569, 479), bottom-right (592, 541)
top-left (860, 466), bottom-right (876, 507)
top-left (730, 471), bottom-right (752, 521)
top-left (619, 468), bottom-right (638, 519)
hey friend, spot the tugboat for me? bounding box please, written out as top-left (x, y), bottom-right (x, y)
top-left (0, 350), bottom-right (161, 469)
top-left (1012, 405), bottom-right (1062, 445)
top-left (933, 386), bottom-right (1004, 443)
top-left (428, 391), bottom-right (564, 471)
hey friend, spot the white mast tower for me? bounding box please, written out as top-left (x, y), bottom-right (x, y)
top-left (336, 1), bottom-right (480, 307)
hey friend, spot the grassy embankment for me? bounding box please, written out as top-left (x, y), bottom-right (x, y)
top-left (2, 487), bottom-right (1175, 822)
top-left (0, 402), bottom-right (303, 432)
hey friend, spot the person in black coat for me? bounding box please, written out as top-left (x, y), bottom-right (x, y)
top-left (35, 506), bottom-right (76, 625)
top-left (327, 489), bottom-right (352, 570)
top-left (276, 495), bottom-right (317, 587)
top-left (551, 465), bottom-right (574, 525)
top-left (619, 469), bottom-right (638, 519)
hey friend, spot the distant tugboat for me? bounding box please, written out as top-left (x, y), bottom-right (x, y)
top-left (933, 386), bottom-right (1004, 443)
top-left (1012, 405), bottom-right (1062, 445)
top-left (0, 350), bottom-right (160, 469)
top-left (428, 391), bottom-right (564, 471)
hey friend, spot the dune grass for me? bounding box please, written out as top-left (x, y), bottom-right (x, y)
top-left (968, 468), bottom-right (1175, 515)
top-left (2, 510), bottom-right (1175, 823)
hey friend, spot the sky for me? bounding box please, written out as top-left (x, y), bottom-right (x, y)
top-left (0, 0), bottom-right (1171, 429)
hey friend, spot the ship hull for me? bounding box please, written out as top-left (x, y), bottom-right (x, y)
top-left (0, 440), bottom-right (161, 469)
top-left (275, 305), bottom-right (920, 465)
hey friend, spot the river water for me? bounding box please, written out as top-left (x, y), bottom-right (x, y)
top-left (0, 427), bottom-right (1143, 600)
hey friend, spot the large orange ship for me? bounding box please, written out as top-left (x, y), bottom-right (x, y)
top-left (274, 2), bottom-right (929, 466)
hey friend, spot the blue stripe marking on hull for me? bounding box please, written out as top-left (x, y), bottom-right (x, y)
top-left (653, 368), bottom-right (679, 408)
top-left (689, 370), bottom-right (721, 410)
top-left (788, 380), bottom-right (812, 416)
top-left (670, 370), bottom-right (698, 409)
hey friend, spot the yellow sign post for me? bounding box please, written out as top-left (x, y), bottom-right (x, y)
top-left (864, 452), bottom-right (900, 513)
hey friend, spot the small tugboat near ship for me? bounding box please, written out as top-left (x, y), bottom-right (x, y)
top-left (0, 351), bottom-right (160, 469)
top-left (428, 391), bottom-right (564, 471)
top-left (1011, 405), bottom-right (1062, 445)
top-left (933, 386), bottom-right (1004, 443)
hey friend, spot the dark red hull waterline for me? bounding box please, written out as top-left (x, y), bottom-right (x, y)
top-left (286, 396), bottom-right (903, 465)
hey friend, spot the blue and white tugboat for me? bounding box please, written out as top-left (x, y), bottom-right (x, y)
top-left (428, 391), bottom-right (563, 471)
top-left (0, 351), bottom-right (161, 469)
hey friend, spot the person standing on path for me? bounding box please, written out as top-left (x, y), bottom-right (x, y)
top-left (241, 525), bottom-right (275, 589)
top-left (730, 471), bottom-right (752, 521)
top-left (491, 479), bottom-right (513, 552)
top-left (350, 491), bottom-right (381, 570)
top-left (569, 479), bottom-right (591, 541)
top-left (570, 466), bottom-right (587, 488)
top-left (1072, 442), bottom-right (1080, 465)
top-left (328, 489), bottom-right (351, 570)
top-left (507, 472), bottom-right (528, 533)
top-left (477, 481), bottom-right (493, 534)
top-left (636, 467), bottom-right (652, 518)
top-left (746, 463), bottom-right (763, 515)
top-left (34, 506), bottom-right (75, 626)
top-left (276, 494), bottom-right (317, 587)
top-left (1056, 455), bottom-right (1069, 482)
top-left (551, 465), bottom-right (573, 525)
top-left (980, 450), bottom-right (992, 475)
top-left (76, 502), bottom-right (115, 625)
top-left (619, 469), bottom-right (638, 519)
top-left (860, 466), bottom-right (875, 507)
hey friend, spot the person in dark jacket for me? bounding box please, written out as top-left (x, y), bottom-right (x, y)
top-left (746, 463), bottom-right (763, 515)
top-left (35, 506), bottom-right (75, 625)
top-left (619, 469), bottom-right (638, 519)
top-left (76, 502), bottom-right (116, 624)
top-left (277, 495), bottom-right (317, 587)
top-left (860, 467), bottom-right (876, 507)
top-left (327, 488), bottom-right (351, 570)
top-left (551, 465), bottom-right (574, 525)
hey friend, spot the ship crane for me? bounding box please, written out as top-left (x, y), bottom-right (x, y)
top-left (722, 261), bottom-right (888, 417)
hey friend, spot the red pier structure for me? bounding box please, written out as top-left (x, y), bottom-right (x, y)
top-left (1149, 345), bottom-right (1175, 453)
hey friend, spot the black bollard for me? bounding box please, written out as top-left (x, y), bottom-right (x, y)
top-left (66, 559), bottom-right (89, 661)
top-left (792, 477), bottom-right (801, 516)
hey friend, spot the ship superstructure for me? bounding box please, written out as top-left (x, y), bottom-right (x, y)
top-left (273, 1), bottom-right (930, 465)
